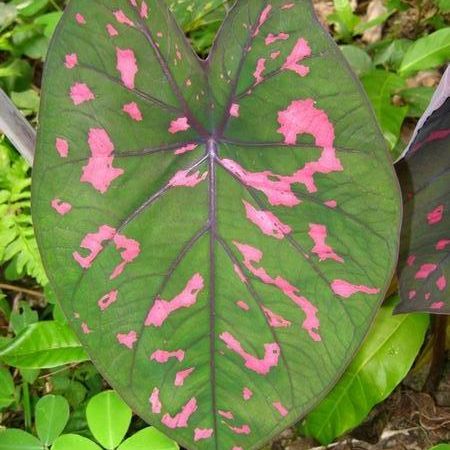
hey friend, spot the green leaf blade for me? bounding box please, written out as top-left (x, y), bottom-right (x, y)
top-left (35, 395), bottom-right (70, 446)
top-left (399, 28), bottom-right (450, 76)
top-left (32, 1), bottom-right (402, 449)
top-left (0, 321), bottom-right (88, 368)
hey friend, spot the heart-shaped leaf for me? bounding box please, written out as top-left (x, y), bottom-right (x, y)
top-left (395, 69), bottom-right (449, 315)
top-left (32, 1), bottom-right (401, 449)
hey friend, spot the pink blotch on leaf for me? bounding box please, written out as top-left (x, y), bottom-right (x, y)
top-left (51, 199), bottom-right (72, 216)
top-left (98, 289), bottom-right (118, 311)
top-left (81, 128), bottom-right (124, 193)
top-left (230, 103), bottom-right (240, 118)
top-left (436, 240), bottom-right (450, 250)
top-left (114, 10), bottom-right (134, 26)
top-left (150, 349), bottom-right (185, 363)
top-left (221, 158), bottom-right (300, 207)
top-left (117, 331), bottom-right (138, 349)
top-left (243, 200), bottom-right (291, 240)
top-left (123, 102), bottom-right (143, 121)
top-left (218, 410), bottom-right (234, 419)
top-left (277, 98), bottom-right (343, 193)
top-left (116, 48), bottom-right (138, 89)
top-left (431, 302), bottom-right (445, 310)
top-left (308, 224), bottom-right (344, 263)
top-left (169, 117), bottom-right (190, 134)
top-left (70, 83), bottom-right (94, 105)
top-left (427, 205), bottom-right (444, 225)
top-left (232, 448), bottom-right (244, 450)
top-left (169, 169), bottom-right (207, 188)
top-left (219, 331), bottom-right (280, 375)
top-left (273, 401), bottom-right (288, 417)
top-left (425, 292), bottom-right (431, 301)
top-left (227, 423), bottom-right (251, 435)
top-left (130, 0), bottom-right (137, 6)
top-left (175, 367), bottom-right (195, 386)
top-left (408, 290), bottom-right (416, 300)
top-left (234, 264), bottom-right (247, 283)
top-left (324, 200), bottom-right (337, 208)
top-left (243, 387), bottom-right (253, 400)
top-left (262, 306), bottom-right (291, 328)
top-left (252, 5), bottom-right (272, 37)
top-left (331, 279), bottom-right (380, 298)
top-left (265, 32), bottom-right (289, 45)
top-left (415, 263), bottom-right (438, 280)
top-left (233, 241), bottom-right (321, 341)
top-left (282, 2), bottom-right (295, 8)
top-left (406, 255), bottom-right (416, 266)
top-left (161, 397), bottom-right (197, 428)
top-left (73, 225), bottom-right (116, 269)
top-left (75, 13), bottom-right (85, 24)
top-left (437, 275), bottom-right (447, 291)
top-left (282, 38), bottom-right (311, 77)
top-left (110, 233), bottom-right (141, 279)
top-left (271, 51), bottom-right (281, 60)
top-left (175, 144), bottom-right (198, 155)
top-left (140, 1), bottom-right (149, 18)
top-left (55, 138), bottom-right (69, 158)
top-left (253, 58), bottom-right (266, 84)
top-left (107, 23), bottom-right (119, 36)
top-left (65, 53), bottom-right (78, 69)
top-left (194, 428), bottom-right (213, 441)
top-left (145, 273), bottom-right (204, 327)
top-left (150, 387), bottom-right (161, 413)
top-left (81, 322), bottom-right (91, 334)
top-left (236, 300), bottom-right (250, 311)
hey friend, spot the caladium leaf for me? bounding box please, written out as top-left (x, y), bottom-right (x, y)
top-left (395, 67), bottom-right (450, 315)
top-left (32, 1), bottom-right (401, 449)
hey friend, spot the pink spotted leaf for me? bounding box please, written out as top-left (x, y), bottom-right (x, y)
top-left (395, 70), bottom-right (450, 315)
top-left (32, 1), bottom-right (401, 449)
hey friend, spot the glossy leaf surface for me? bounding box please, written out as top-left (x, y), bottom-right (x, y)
top-left (301, 295), bottom-right (429, 444)
top-left (35, 395), bottom-right (70, 446)
top-left (118, 427), bottom-right (179, 450)
top-left (395, 97), bottom-right (449, 314)
top-left (32, 1), bottom-right (401, 449)
top-left (0, 321), bottom-right (88, 368)
top-left (86, 390), bottom-right (132, 449)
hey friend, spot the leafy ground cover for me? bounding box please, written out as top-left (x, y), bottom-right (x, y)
top-left (0, 0), bottom-right (449, 449)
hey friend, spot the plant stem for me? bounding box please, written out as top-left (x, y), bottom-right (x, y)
top-left (0, 283), bottom-right (43, 298)
top-left (424, 315), bottom-right (448, 393)
top-left (22, 381), bottom-right (32, 432)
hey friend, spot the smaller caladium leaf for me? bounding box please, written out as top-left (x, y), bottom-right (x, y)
top-left (395, 67), bottom-right (450, 315)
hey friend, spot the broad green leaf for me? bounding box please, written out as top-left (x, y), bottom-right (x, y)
top-left (32, 1), bottom-right (401, 449)
top-left (340, 45), bottom-right (373, 77)
top-left (51, 434), bottom-right (102, 450)
top-left (301, 295), bottom-right (429, 444)
top-left (395, 74), bottom-right (450, 314)
top-left (361, 69), bottom-right (408, 148)
top-left (35, 395), bottom-right (70, 446)
top-left (429, 445), bottom-right (450, 450)
top-left (399, 28), bottom-right (450, 76)
top-left (0, 321), bottom-right (88, 368)
top-left (118, 427), bottom-right (179, 450)
top-left (0, 429), bottom-right (43, 450)
top-left (0, 367), bottom-right (16, 410)
top-left (86, 390), bottom-right (132, 449)
top-left (34, 12), bottom-right (64, 39)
